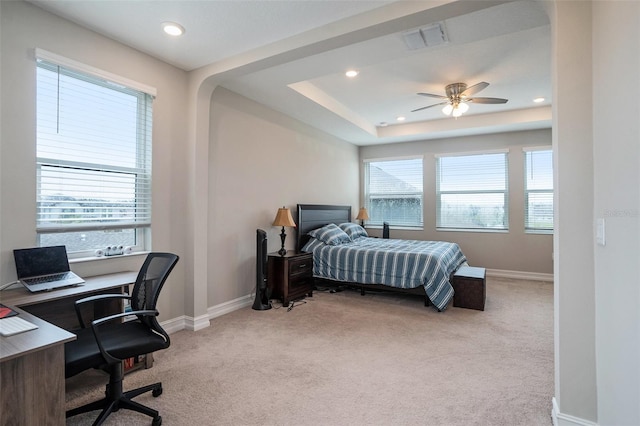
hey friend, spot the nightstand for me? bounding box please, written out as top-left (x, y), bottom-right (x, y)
top-left (267, 251), bottom-right (314, 306)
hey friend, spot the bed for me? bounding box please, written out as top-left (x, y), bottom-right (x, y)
top-left (296, 204), bottom-right (467, 311)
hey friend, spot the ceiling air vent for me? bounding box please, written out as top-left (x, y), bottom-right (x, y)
top-left (402, 22), bottom-right (448, 50)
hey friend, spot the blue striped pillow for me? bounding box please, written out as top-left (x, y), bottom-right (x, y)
top-left (308, 223), bottom-right (351, 246)
top-left (339, 222), bottom-right (368, 240)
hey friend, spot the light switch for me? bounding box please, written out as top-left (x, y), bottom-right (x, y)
top-left (596, 218), bottom-right (606, 246)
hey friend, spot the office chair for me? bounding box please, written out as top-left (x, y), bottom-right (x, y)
top-left (65, 252), bottom-right (179, 426)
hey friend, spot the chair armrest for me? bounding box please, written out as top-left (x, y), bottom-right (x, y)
top-left (90, 309), bottom-right (159, 365)
top-left (74, 293), bottom-right (133, 328)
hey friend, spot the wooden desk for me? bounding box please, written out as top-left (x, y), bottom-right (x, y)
top-left (0, 272), bottom-right (138, 425)
top-left (1, 271), bottom-right (138, 329)
top-left (0, 307), bottom-right (75, 425)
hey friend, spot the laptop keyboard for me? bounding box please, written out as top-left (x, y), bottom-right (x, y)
top-left (24, 272), bottom-right (70, 285)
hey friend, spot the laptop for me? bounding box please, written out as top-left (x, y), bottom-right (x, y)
top-left (13, 245), bottom-right (84, 292)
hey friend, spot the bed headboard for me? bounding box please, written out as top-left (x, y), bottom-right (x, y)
top-left (296, 204), bottom-right (352, 251)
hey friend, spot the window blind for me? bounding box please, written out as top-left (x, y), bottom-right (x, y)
top-left (363, 157), bottom-right (423, 227)
top-left (436, 151), bottom-right (508, 230)
top-left (524, 147), bottom-right (553, 232)
top-left (36, 58), bottom-right (153, 253)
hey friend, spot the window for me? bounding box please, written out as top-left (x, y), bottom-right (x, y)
top-left (524, 147), bottom-right (553, 233)
top-left (436, 151), bottom-right (508, 231)
top-left (363, 157), bottom-right (423, 228)
top-left (36, 51), bottom-right (154, 257)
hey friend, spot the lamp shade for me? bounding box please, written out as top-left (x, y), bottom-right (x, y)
top-left (272, 207), bottom-right (296, 227)
top-left (355, 207), bottom-right (369, 221)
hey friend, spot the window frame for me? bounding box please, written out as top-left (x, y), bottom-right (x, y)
top-left (523, 146), bottom-right (554, 234)
top-left (363, 156), bottom-right (424, 229)
top-left (35, 49), bottom-right (155, 259)
top-left (435, 149), bottom-right (509, 232)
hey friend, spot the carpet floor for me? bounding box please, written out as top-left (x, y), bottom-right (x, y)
top-left (66, 277), bottom-right (554, 425)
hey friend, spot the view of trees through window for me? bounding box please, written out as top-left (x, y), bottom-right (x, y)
top-left (36, 57), bottom-right (152, 256)
top-left (436, 152), bottom-right (508, 230)
top-left (364, 158), bottom-right (423, 227)
top-left (524, 148), bottom-right (554, 232)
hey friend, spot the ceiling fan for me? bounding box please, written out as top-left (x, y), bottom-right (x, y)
top-left (412, 82), bottom-right (508, 117)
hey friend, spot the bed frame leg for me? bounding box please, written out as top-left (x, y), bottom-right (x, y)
top-left (360, 286), bottom-right (365, 296)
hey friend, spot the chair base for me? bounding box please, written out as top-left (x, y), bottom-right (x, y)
top-left (67, 369), bottom-right (163, 426)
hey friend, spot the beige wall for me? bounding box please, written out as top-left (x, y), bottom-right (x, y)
top-left (548, 2), bottom-right (598, 423)
top-left (592, 1), bottom-right (640, 424)
top-left (207, 87), bottom-right (359, 307)
top-left (0, 1), bottom-right (189, 322)
top-left (360, 129), bottom-right (553, 275)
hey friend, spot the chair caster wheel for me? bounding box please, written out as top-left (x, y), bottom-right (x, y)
top-left (152, 415), bottom-right (162, 426)
top-left (152, 386), bottom-right (163, 397)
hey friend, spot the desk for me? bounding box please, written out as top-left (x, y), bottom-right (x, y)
top-left (0, 271), bottom-right (138, 426)
top-left (1, 271), bottom-right (138, 329)
top-left (0, 307), bottom-right (75, 425)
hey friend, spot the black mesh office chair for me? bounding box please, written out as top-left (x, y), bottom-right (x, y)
top-left (65, 252), bottom-right (179, 426)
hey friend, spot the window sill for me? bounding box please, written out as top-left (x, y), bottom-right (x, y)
top-left (525, 229), bottom-right (554, 235)
top-left (436, 228), bottom-right (509, 234)
top-left (70, 251), bottom-right (149, 264)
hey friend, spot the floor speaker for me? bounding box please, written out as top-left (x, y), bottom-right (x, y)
top-left (252, 229), bottom-right (272, 310)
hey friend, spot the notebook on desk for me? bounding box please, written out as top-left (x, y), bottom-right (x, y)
top-left (13, 245), bottom-right (84, 293)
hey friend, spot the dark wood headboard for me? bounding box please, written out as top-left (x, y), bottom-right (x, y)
top-left (296, 204), bottom-right (351, 251)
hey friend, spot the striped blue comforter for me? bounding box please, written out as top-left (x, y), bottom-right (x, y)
top-left (302, 237), bottom-right (467, 311)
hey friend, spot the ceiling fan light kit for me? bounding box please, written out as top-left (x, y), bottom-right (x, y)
top-left (412, 81), bottom-right (508, 118)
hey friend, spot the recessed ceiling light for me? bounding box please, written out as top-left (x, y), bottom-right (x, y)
top-left (378, 122), bottom-right (388, 127)
top-left (533, 97), bottom-right (545, 103)
top-left (345, 70), bottom-right (359, 78)
top-left (396, 116), bottom-right (406, 122)
top-left (162, 22), bottom-right (185, 36)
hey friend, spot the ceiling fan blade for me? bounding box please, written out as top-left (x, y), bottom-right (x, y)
top-left (411, 101), bottom-right (448, 112)
top-left (417, 92), bottom-right (448, 100)
top-left (467, 97), bottom-right (508, 104)
top-left (461, 82), bottom-right (489, 97)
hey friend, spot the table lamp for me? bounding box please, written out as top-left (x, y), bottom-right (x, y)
top-left (272, 206), bottom-right (296, 256)
top-left (355, 207), bottom-right (369, 227)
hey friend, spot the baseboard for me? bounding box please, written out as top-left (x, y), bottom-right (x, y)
top-left (162, 268), bottom-right (552, 334)
top-left (552, 397), bottom-right (598, 426)
top-left (161, 315), bottom-right (188, 334)
top-left (160, 294), bottom-right (253, 333)
top-left (487, 268), bottom-right (553, 282)
top-left (207, 294), bottom-right (253, 320)
top-left (161, 313), bottom-right (210, 333)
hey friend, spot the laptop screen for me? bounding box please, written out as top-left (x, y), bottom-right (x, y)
top-left (13, 246), bottom-right (71, 279)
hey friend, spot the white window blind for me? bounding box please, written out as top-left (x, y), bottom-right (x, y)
top-left (363, 157), bottom-right (423, 228)
top-left (524, 147), bottom-right (553, 233)
top-left (436, 151), bottom-right (508, 231)
top-left (36, 57), bottom-right (153, 255)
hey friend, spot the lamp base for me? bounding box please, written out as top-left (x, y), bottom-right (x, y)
top-left (279, 227), bottom-right (287, 256)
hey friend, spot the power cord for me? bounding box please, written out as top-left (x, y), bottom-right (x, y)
top-left (0, 281), bottom-right (20, 291)
top-left (287, 298), bottom-right (309, 311)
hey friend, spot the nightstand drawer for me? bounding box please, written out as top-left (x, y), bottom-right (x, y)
top-left (289, 256), bottom-right (312, 278)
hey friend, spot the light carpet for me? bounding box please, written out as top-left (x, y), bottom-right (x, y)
top-left (66, 277), bottom-right (554, 425)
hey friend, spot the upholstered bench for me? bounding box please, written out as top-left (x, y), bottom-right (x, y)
top-left (452, 266), bottom-right (486, 311)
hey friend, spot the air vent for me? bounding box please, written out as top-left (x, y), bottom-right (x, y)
top-left (402, 22), bottom-right (448, 50)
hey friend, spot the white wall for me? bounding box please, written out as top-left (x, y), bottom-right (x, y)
top-left (549, 1), bottom-right (598, 423)
top-left (207, 87), bottom-right (359, 306)
top-left (360, 129), bottom-right (553, 275)
top-left (592, 2), bottom-right (640, 424)
top-left (550, 1), bottom-right (640, 424)
top-left (0, 1), bottom-right (189, 322)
